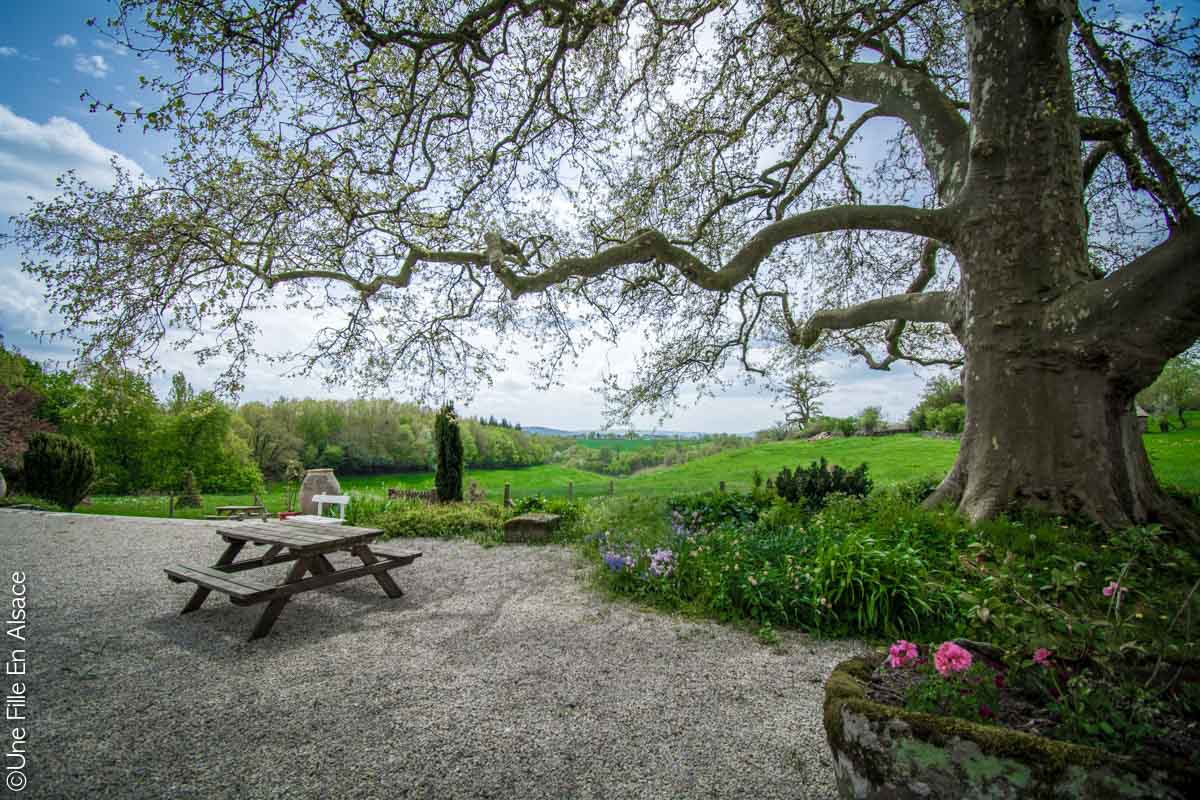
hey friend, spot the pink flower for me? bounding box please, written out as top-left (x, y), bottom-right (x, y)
top-left (1102, 580), bottom-right (1127, 598)
top-left (888, 640), bottom-right (919, 669)
top-left (934, 642), bottom-right (973, 676)
top-left (1033, 648), bottom-right (1052, 665)
top-left (979, 704), bottom-right (995, 720)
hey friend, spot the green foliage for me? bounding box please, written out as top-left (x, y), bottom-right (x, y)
top-left (561, 434), bottom-right (746, 476)
top-left (903, 662), bottom-right (1002, 723)
top-left (23, 431), bottom-right (96, 511)
top-left (434, 403), bottom-right (464, 502)
top-left (372, 501), bottom-right (506, 542)
top-left (858, 406), bottom-right (882, 435)
top-left (773, 457), bottom-right (872, 510)
top-left (929, 403), bottom-right (966, 434)
top-left (907, 374), bottom-right (964, 431)
top-left (1138, 354), bottom-right (1200, 427)
top-left (890, 474), bottom-right (942, 505)
top-left (587, 491), bottom-right (967, 637)
top-left (667, 490), bottom-right (773, 530)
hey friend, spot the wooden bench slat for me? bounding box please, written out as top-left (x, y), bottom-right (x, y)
top-left (164, 565), bottom-right (274, 600)
top-left (368, 544), bottom-right (423, 564)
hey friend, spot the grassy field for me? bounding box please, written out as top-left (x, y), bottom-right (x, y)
top-left (573, 438), bottom-right (665, 451)
top-left (72, 417), bottom-right (1198, 519)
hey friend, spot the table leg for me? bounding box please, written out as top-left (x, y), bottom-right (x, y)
top-left (249, 557), bottom-right (311, 640)
top-left (355, 546), bottom-right (404, 599)
top-left (313, 554), bottom-right (336, 576)
top-left (181, 539), bottom-right (247, 614)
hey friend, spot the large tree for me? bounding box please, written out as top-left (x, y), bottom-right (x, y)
top-left (7, 0), bottom-right (1200, 529)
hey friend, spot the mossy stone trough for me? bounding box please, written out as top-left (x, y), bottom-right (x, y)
top-left (823, 652), bottom-right (1196, 799)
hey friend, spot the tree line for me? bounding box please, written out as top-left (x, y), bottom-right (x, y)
top-left (0, 343), bottom-right (558, 494)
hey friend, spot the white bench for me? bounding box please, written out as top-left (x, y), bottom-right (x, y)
top-left (288, 493), bottom-right (350, 525)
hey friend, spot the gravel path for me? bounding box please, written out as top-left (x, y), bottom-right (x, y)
top-left (0, 509), bottom-right (862, 800)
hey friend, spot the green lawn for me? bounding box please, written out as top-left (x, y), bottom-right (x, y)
top-left (76, 419), bottom-right (1198, 519)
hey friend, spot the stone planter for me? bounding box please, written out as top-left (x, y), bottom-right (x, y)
top-left (298, 468), bottom-right (341, 515)
top-left (502, 513), bottom-right (561, 543)
top-left (823, 652), bottom-right (1195, 799)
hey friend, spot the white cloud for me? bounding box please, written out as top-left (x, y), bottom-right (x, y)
top-left (0, 105), bottom-right (143, 216)
top-left (54, 34), bottom-right (77, 48)
top-left (74, 54), bottom-right (110, 78)
top-left (0, 47), bottom-right (18, 57)
top-left (94, 39), bottom-right (129, 56)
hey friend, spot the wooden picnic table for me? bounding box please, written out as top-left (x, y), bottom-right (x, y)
top-left (165, 519), bottom-right (421, 639)
top-left (208, 504), bottom-right (268, 521)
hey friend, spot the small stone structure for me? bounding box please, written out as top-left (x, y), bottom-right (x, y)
top-left (299, 469), bottom-right (341, 515)
top-left (502, 513), bottom-right (561, 544)
top-left (824, 652), bottom-right (1194, 799)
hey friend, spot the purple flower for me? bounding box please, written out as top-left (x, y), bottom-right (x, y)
top-left (603, 551), bottom-right (634, 572)
top-left (1102, 580), bottom-right (1128, 598)
top-left (1033, 648), bottom-right (1052, 666)
top-left (649, 548), bottom-right (675, 577)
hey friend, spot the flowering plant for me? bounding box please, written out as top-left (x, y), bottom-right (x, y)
top-left (885, 640), bottom-right (1002, 723)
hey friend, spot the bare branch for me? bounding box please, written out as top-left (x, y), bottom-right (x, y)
top-left (1075, 12), bottom-right (1194, 227)
top-left (799, 290), bottom-right (957, 348)
top-left (484, 205), bottom-right (956, 298)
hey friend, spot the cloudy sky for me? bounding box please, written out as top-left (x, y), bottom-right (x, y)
top-left (0, 1), bottom-right (944, 433)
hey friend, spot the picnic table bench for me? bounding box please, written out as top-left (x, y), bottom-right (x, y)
top-left (207, 504), bottom-right (268, 522)
top-left (165, 519), bottom-right (421, 639)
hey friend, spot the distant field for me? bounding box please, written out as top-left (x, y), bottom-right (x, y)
top-left (77, 420), bottom-right (1198, 519)
top-left (573, 438), bottom-right (667, 451)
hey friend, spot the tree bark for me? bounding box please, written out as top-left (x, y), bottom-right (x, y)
top-left (923, 0), bottom-right (1198, 534)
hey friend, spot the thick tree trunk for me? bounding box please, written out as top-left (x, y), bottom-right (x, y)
top-left (927, 356), bottom-right (1187, 530)
top-left (922, 0), bottom-right (1198, 534)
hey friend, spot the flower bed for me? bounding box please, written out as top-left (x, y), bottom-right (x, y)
top-left (824, 647), bottom-right (1199, 799)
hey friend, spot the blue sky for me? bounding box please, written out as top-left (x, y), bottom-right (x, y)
top-left (0, 1), bottom-right (940, 432)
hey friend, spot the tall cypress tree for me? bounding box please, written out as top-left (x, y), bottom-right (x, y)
top-left (434, 403), bottom-right (464, 502)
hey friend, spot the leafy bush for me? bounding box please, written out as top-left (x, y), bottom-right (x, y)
top-left (586, 491), bottom-right (966, 637)
top-left (666, 490), bottom-right (774, 531)
top-left (23, 431), bottom-right (96, 511)
top-left (890, 474), bottom-right (942, 505)
top-left (373, 501), bottom-right (506, 541)
top-left (931, 403), bottom-right (966, 434)
top-left (773, 457), bottom-right (872, 510)
top-left (858, 406), bottom-right (882, 434)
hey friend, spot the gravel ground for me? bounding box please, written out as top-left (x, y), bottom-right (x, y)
top-left (0, 509), bottom-right (863, 800)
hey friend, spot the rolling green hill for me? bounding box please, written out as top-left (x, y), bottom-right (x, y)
top-left (60, 415), bottom-right (1200, 518)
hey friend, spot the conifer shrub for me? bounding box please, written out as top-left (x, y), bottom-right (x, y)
top-left (774, 457), bottom-right (872, 510)
top-left (434, 403), bottom-right (464, 502)
top-left (22, 431), bottom-right (96, 511)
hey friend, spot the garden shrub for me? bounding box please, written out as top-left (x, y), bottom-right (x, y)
top-left (23, 431), bottom-right (96, 511)
top-left (773, 457), bottom-right (872, 510)
top-left (589, 491), bottom-right (966, 637)
top-left (932, 402), bottom-right (966, 434)
top-left (890, 474), bottom-right (941, 505)
top-left (666, 490), bottom-right (773, 531)
top-left (373, 501), bottom-right (505, 541)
